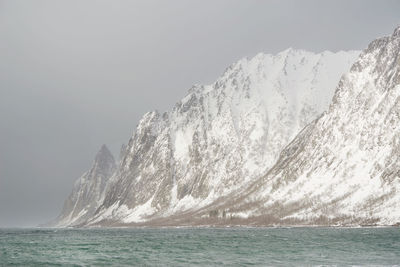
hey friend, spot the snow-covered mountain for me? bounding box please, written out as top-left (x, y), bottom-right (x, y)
top-left (52, 145), bottom-right (116, 227)
top-left (52, 47), bottom-right (359, 227)
top-left (204, 26), bottom-right (400, 226)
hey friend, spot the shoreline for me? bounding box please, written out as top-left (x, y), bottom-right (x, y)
top-left (29, 224), bottom-right (400, 230)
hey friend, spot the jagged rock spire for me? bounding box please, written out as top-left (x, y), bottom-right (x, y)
top-left (50, 145), bottom-right (116, 227)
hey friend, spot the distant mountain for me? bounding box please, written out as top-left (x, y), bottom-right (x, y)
top-left (51, 47), bottom-right (359, 227)
top-left (50, 145), bottom-right (116, 227)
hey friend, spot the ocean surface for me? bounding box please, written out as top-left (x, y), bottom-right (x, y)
top-left (0, 227), bottom-right (399, 266)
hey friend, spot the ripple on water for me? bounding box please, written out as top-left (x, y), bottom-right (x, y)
top-left (0, 227), bottom-right (400, 266)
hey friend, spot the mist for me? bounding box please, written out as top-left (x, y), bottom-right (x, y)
top-left (0, 0), bottom-right (399, 227)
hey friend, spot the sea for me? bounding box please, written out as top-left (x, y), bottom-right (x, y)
top-left (0, 227), bottom-right (399, 266)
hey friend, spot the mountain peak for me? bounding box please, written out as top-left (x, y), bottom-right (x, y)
top-left (393, 25), bottom-right (400, 37)
top-left (97, 144), bottom-right (111, 156)
top-left (95, 144), bottom-right (115, 167)
top-left (280, 47), bottom-right (307, 56)
top-left (51, 144), bottom-right (117, 227)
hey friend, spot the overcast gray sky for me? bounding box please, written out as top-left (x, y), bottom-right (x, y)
top-left (0, 0), bottom-right (399, 227)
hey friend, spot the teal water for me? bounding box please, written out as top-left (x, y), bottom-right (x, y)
top-left (0, 227), bottom-right (399, 266)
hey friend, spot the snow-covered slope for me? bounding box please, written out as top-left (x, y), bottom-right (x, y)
top-left (208, 26), bottom-right (400, 226)
top-left (52, 145), bottom-right (116, 227)
top-left (72, 49), bottom-right (358, 226)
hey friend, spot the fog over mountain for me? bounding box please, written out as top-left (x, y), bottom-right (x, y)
top-left (0, 0), bottom-right (399, 227)
top-left (52, 49), bottom-right (359, 227)
top-left (54, 26), bottom-right (400, 227)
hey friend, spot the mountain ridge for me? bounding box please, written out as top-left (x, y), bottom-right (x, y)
top-left (50, 47), bottom-right (361, 227)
